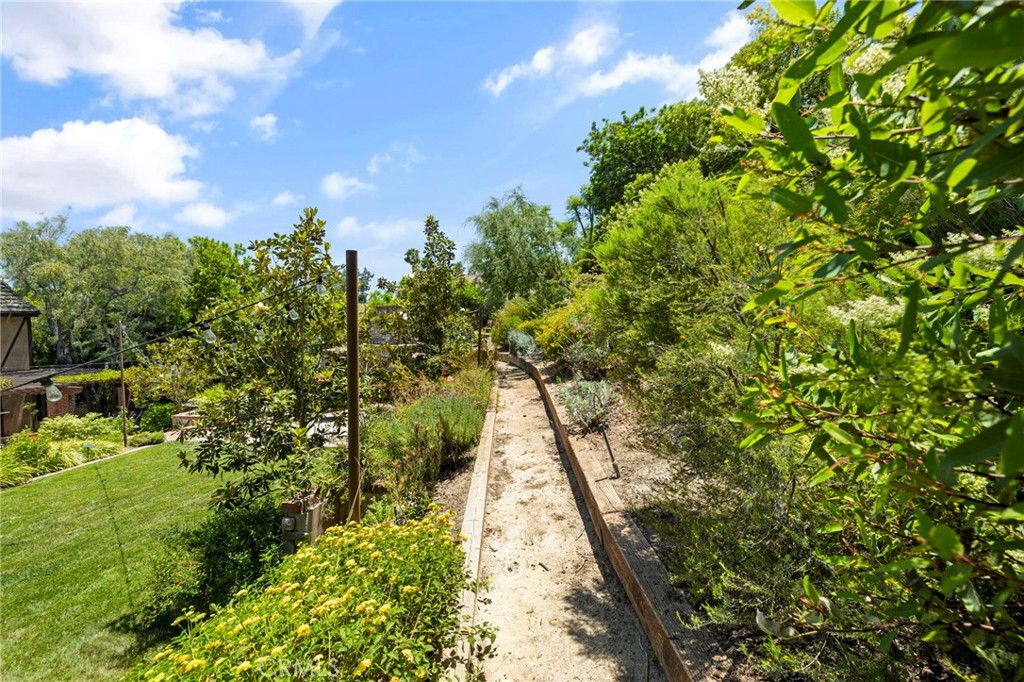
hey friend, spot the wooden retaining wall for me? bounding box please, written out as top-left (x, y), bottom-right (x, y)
top-left (499, 353), bottom-right (714, 682)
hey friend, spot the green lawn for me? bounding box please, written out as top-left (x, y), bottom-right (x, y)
top-left (0, 443), bottom-right (222, 682)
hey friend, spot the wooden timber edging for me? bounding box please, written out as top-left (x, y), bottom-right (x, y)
top-left (458, 377), bottom-right (499, 623)
top-left (499, 353), bottom-right (702, 682)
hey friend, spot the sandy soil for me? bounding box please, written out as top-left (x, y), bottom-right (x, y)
top-left (475, 363), bottom-right (666, 682)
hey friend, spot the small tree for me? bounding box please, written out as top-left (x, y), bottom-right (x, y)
top-left (397, 216), bottom-right (473, 366)
top-left (180, 209), bottom-right (349, 508)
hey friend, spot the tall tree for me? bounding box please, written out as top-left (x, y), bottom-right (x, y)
top-left (465, 187), bottom-right (569, 311)
top-left (0, 216), bottom-right (191, 364)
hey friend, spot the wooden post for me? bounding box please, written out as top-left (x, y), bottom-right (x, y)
top-left (118, 321), bottom-right (128, 448)
top-left (346, 251), bottom-right (361, 523)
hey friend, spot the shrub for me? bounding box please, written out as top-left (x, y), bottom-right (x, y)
top-left (0, 447), bottom-right (37, 487)
top-left (128, 431), bottom-right (165, 447)
top-left (490, 297), bottom-right (532, 348)
top-left (126, 511), bottom-right (495, 681)
top-left (560, 380), bottom-right (614, 430)
top-left (2, 430), bottom-right (51, 469)
top-left (45, 440), bottom-right (120, 469)
top-left (36, 413), bottom-right (125, 442)
top-left (364, 368), bottom-right (491, 515)
top-left (531, 282), bottom-right (608, 377)
top-left (131, 498), bottom-right (283, 631)
top-left (139, 403), bottom-right (175, 432)
top-left (506, 330), bottom-right (537, 357)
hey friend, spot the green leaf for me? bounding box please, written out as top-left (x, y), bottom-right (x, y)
top-left (997, 504), bottom-right (1024, 522)
top-left (989, 295), bottom-right (1007, 345)
top-left (821, 421), bottom-right (853, 445)
top-left (932, 13), bottom-right (1024, 69)
top-left (770, 188), bottom-right (814, 215)
top-left (813, 253), bottom-right (854, 279)
top-left (744, 279), bottom-right (796, 311)
top-left (920, 96), bottom-right (949, 137)
top-left (979, 333), bottom-right (1024, 393)
top-left (896, 282), bottom-right (920, 357)
top-left (809, 463), bottom-right (837, 487)
top-left (927, 524), bottom-right (964, 561)
top-left (999, 413), bottom-right (1024, 476)
top-left (772, 102), bottom-right (826, 164)
top-left (849, 137), bottom-right (921, 181)
top-left (770, 0), bottom-right (818, 25)
top-left (849, 238), bottom-right (878, 262)
top-left (721, 107), bottom-right (767, 135)
top-left (803, 575), bottom-right (821, 603)
top-left (941, 417), bottom-right (1011, 470)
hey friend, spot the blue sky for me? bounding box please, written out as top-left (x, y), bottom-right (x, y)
top-left (1, 1), bottom-right (749, 282)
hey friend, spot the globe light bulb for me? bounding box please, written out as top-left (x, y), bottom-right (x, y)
top-left (203, 325), bottom-right (216, 344)
top-left (45, 382), bottom-right (62, 403)
top-left (255, 325), bottom-right (266, 342)
top-left (316, 275), bottom-right (328, 297)
top-left (287, 306), bottom-right (299, 322)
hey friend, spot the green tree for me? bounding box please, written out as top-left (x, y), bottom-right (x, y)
top-left (181, 208), bottom-right (349, 507)
top-left (577, 101), bottom-right (714, 223)
top-left (465, 187), bottom-right (569, 311)
top-left (398, 216), bottom-right (472, 363)
top-left (0, 217), bottom-right (191, 365)
top-left (186, 236), bottom-right (248, 320)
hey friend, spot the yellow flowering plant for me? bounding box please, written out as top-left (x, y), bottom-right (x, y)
top-left (125, 511), bottom-right (495, 681)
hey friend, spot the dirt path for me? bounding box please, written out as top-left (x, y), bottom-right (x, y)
top-left (475, 363), bottom-right (666, 682)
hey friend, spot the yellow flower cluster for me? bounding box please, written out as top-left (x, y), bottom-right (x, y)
top-left (130, 511), bottom-right (468, 682)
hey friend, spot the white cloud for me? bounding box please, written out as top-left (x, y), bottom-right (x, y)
top-left (321, 172), bottom-right (373, 200)
top-left (272, 191), bottom-right (299, 206)
top-left (485, 47), bottom-right (556, 96)
top-left (366, 142), bottom-right (424, 175)
top-left (565, 24), bottom-right (616, 65)
top-left (576, 12), bottom-right (750, 99)
top-left (196, 8), bottom-right (227, 24)
top-left (337, 216), bottom-right (419, 243)
top-left (1, 118), bottom-right (201, 220)
top-left (250, 113), bottom-right (279, 141)
top-left (282, 0), bottom-right (343, 39)
top-left (578, 52), bottom-right (698, 97)
top-left (0, 2), bottom-right (301, 117)
top-left (191, 120), bottom-right (218, 134)
top-left (175, 202), bottom-right (236, 229)
top-left (484, 23), bottom-right (619, 97)
top-left (97, 204), bottom-right (140, 227)
top-left (366, 152), bottom-right (391, 176)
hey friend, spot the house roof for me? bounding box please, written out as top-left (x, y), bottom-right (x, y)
top-left (0, 281), bottom-right (40, 317)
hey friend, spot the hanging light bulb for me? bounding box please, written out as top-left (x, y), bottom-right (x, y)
top-left (255, 324), bottom-right (266, 342)
top-left (316, 274), bottom-right (328, 297)
top-left (41, 378), bottom-right (62, 403)
top-left (202, 323), bottom-right (216, 344)
top-left (230, 342), bottom-right (239, 352)
top-left (286, 304), bottom-right (299, 322)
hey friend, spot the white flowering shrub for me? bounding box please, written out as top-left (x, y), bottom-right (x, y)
top-left (698, 65), bottom-right (767, 117)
